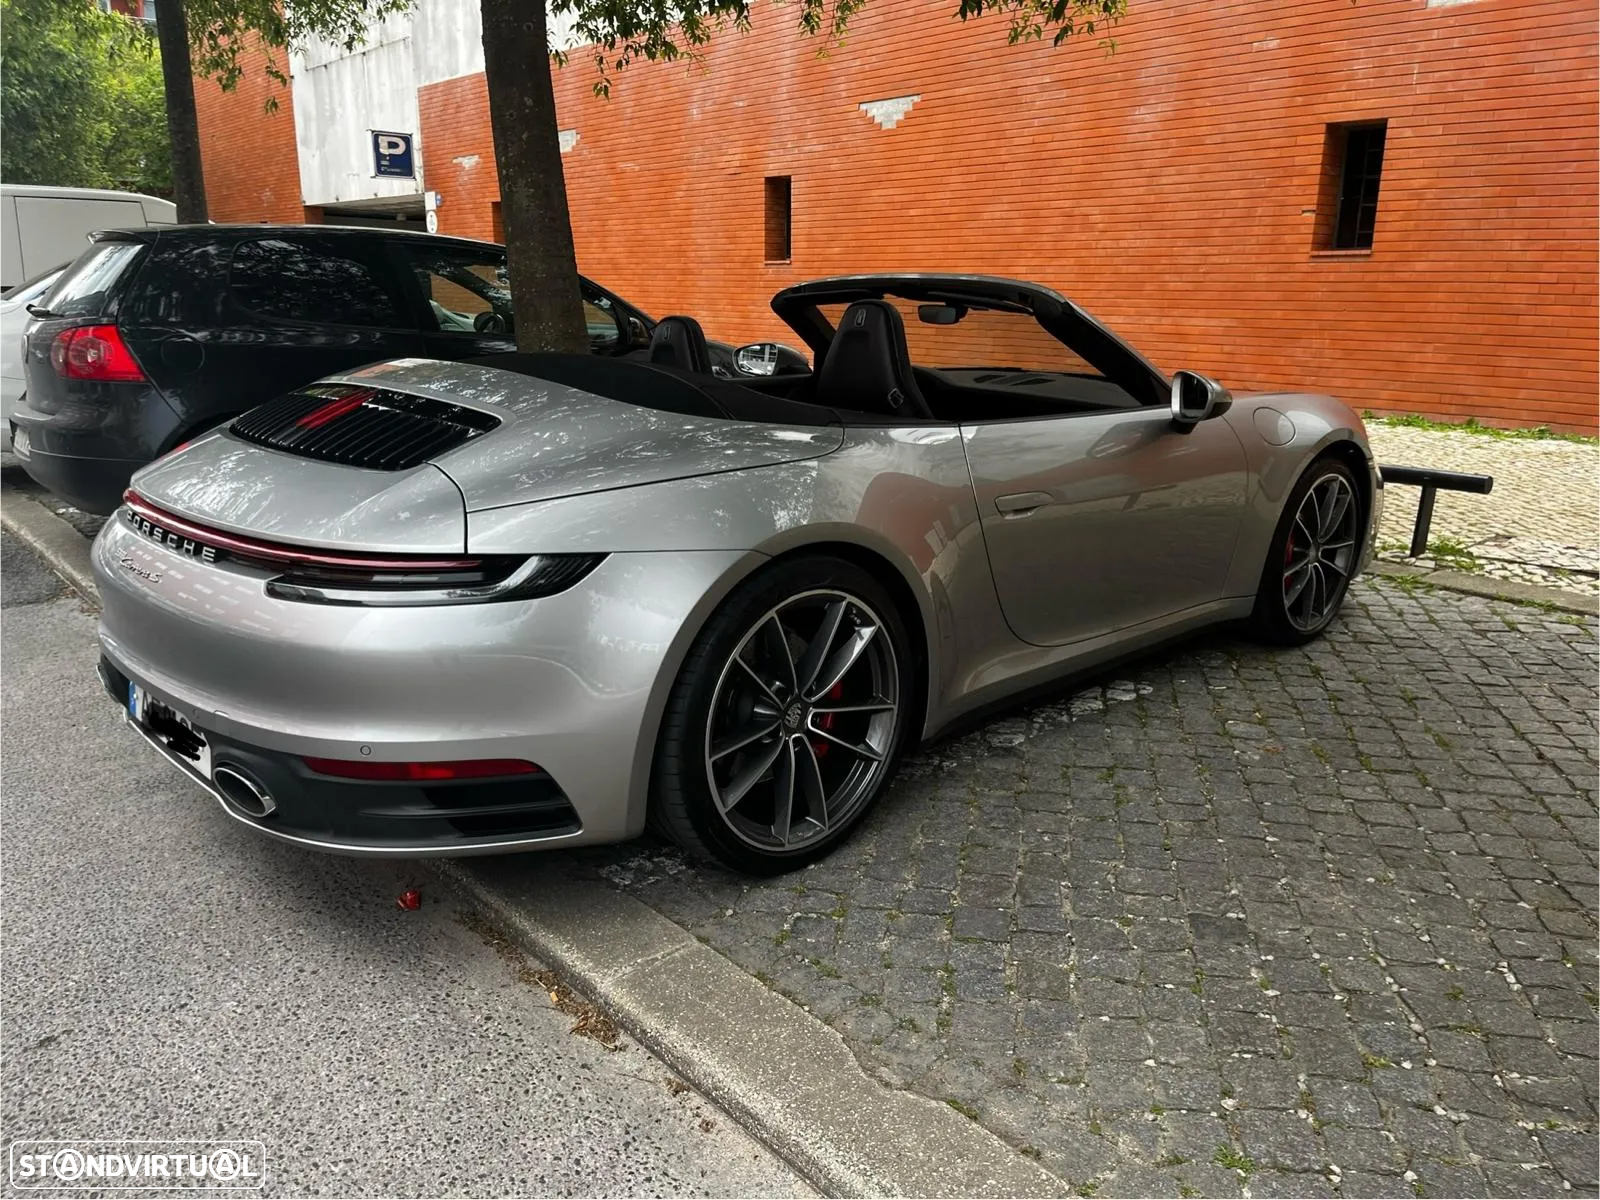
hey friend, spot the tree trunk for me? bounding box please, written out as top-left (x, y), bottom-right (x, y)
top-left (479, 0), bottom-right (589, 354)
top-left (154, 0), bottom-right (207, 222)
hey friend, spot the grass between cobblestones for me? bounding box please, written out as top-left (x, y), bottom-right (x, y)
top-left (1365, 414), bottom-right (1598, 444)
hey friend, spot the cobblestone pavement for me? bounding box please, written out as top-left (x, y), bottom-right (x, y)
top-left (572, 578), bottom-right (1598, 1198)
top-left (1366, 424), bottom-right (1599, 596)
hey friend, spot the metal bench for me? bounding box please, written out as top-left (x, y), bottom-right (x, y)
top-left (1378, 465), bottom-right (1494, 558)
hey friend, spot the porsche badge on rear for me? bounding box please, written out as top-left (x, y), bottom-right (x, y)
top-left (123, 505), bottom-right (219, 563)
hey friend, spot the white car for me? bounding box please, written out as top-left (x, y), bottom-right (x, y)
top-left (0, 264), bottom-right (64, 453)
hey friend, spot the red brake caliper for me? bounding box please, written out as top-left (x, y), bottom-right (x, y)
top-left (813, 681), bottom-right (843, 757)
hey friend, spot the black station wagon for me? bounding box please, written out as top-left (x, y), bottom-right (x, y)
top-left (11, 225), bottom-right (686, 513)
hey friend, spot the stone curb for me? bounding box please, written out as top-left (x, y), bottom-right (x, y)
top-left (1368, 558), bottom-right (1597, 615)
top-left (434, 857), bottom-right (1071, 1199)
top-left (1, 484), bottom-right (99, 603)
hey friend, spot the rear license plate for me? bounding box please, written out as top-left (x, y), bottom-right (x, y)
top-left (128, 682), bottom-right (212, 778)
top-left (12, 426), bottom-right (29, 459)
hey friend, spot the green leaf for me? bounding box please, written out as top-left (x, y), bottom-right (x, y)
top-left (2, 0), bottom-right (172, 195)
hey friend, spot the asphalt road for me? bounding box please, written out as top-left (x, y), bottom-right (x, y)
top-left (0, 531), bottom-right (813, 1198)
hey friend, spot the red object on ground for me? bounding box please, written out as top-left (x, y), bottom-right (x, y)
top-left (396, 889), bottom-right (422, 911)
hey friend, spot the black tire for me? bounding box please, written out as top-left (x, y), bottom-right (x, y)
top-left (1248, 455), bottom-right (1365, 646)
top-left (651, 555), bottom-right (916, 875)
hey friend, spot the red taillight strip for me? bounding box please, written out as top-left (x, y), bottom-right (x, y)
top-left (121, 490), bottom-right (484, 572)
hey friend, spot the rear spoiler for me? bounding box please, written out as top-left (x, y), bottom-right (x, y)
top-left (88, 229), bottom-right (158, 243)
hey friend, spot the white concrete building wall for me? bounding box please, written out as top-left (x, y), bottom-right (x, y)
top-left (288, 0), bottom-right (579, 211)
top-left (290, 7), bottom-right (432, 208)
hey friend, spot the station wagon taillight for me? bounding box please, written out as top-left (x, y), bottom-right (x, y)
top-left (51, 325), bottom-right (146, 383)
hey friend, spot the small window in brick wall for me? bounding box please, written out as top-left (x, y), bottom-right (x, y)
top-left (764, 176), bottom-right (792, 263)
top-left (1317, 121), bottom-right (1388, 251)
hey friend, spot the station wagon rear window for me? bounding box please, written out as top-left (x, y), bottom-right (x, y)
top-left (43, 241), bottom-right (144, 318)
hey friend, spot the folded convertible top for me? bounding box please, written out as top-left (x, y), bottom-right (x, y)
top-left (467, 352), bottom-right (842, 428)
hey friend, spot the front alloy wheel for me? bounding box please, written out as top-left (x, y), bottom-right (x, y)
top-left (1282, 471), bottom-right (1359, 632)
top-left (1250, 456), bottom-right (1364, 645)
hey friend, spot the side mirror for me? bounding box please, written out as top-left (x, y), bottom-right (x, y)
top-left (628, 316), bottom-right (649, 348)
top-left (734, 342), bottom-right (782, 376)
top-left (1170, 370), bottom-right (1232, 432)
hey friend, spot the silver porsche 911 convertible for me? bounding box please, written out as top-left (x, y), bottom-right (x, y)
top-left (93, 274), bottom-right (1382, 874)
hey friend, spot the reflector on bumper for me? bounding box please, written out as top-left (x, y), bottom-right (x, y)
top-left (302, 757), bottom-right (544, 781)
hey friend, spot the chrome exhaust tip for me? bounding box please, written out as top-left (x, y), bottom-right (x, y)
top-left (213, 764), bottom-right (277, 818)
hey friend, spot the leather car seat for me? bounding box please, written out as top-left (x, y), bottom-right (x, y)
top-left (815, 300), bottom-right (932, 418)
top-left (647, 315), bottom-right (713, 374)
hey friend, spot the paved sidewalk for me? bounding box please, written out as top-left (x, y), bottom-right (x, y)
top-left (2, 462), bottom-right (107, 541)
top-left (577, 578), bottom-right (1599, 1198)
top-left (1367, 424), bottom-right (1599, 596)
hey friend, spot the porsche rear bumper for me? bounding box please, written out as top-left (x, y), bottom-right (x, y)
top-left (101, 654), bottom-right (586, 855)
top-left (93, 515), bottom-right (745, 855)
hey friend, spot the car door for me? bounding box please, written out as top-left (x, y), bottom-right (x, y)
top-left (392, 240), bottom-right (634, 361)
top-left (962, 404), bottom-right (1248, 646)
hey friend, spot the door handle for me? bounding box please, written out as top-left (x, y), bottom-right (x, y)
top-left (994, 491), bottom-right (1054, 517)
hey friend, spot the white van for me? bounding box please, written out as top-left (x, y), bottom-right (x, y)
top-left (1, 184), bottom-right (177, 293)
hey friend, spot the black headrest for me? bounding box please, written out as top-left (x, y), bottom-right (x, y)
top-left (816, 300), bottom-right (930, 418)
top-left (648, 315), bottom-right (712, 375)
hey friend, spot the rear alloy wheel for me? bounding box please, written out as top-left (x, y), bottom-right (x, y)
top-left (652, 559), bottom-right (912, 874)
top-left (1250, 457), bottom-right (1363, 645)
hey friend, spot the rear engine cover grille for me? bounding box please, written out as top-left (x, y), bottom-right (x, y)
top-left (230, 384), bottom-right (499, 470)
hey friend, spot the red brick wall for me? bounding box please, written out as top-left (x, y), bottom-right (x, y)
top-left (194, 40), bottom-right (303, 224)
top-left (421, 0), bottom-right (1598, 432)
top-left (419, 73), bottom-right (501, 243)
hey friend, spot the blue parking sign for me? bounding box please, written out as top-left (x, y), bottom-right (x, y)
top-left (372, 131), bottom-right (414, 178)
